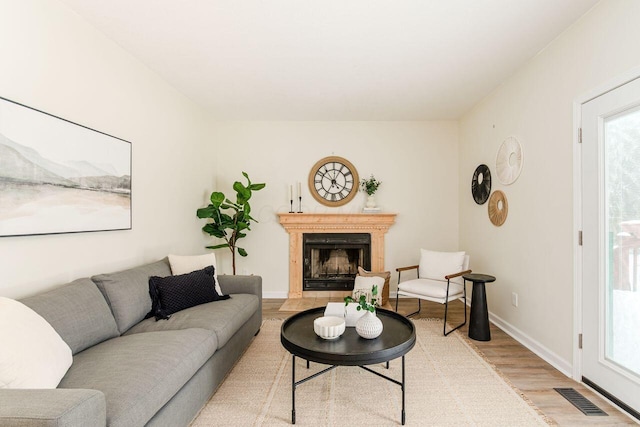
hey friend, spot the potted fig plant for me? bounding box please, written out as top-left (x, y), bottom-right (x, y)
top-left (196, 172), bottom-right (265, 274)
top-left (344, 285), bottom-right (383, 339)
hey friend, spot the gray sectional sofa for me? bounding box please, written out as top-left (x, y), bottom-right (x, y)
top-left (0, 258), bottom-right (262, 427)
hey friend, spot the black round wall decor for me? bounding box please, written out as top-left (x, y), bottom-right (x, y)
top-left (471, 164), bottom-right (492, 205)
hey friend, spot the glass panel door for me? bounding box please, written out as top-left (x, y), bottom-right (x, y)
top-left (582, 76), bottom-right (640, 416)
top-left (604, 108), bottom-right (640, 377)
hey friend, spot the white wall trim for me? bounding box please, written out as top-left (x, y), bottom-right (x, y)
top-left (572, 98), bottom-right (583, 382)
top-left (392, 293), bottom-right (573, 376)
top-left (489, 311), bottom-right (573, 377)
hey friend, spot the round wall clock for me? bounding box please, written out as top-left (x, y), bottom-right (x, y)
top-left (471, 164), bottom-right (491, 205)
top-left (308, 156), bottom-right (359, 207)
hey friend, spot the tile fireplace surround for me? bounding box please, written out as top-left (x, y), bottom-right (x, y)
top-left (278, 213), bottom-right (397, 298)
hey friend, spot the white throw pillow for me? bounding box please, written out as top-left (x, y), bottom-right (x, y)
top-left (352, 275), bottom-right (385, 305)
top-left (0, 297), bottom-right (72, 389)
top-left (419, 249), bottom-right (466, 284)
top-left (168, 253), bottom-right (223, 296)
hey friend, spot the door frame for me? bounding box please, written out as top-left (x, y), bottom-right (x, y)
top-left (573, 65), bottom-right (640, 382)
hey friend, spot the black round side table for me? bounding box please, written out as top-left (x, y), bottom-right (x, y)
top-left (463, 273), bottom-right (496, 341)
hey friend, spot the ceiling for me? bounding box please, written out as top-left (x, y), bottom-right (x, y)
top-left (61, 0), bottom-right (599, 121)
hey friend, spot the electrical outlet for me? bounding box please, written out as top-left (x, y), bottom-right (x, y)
top-left (511, 292), bottom-right (518, 307)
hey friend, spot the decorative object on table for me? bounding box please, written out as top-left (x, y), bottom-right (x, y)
top-left (355, 310), bottom-right (383, 339)
top-left (360, 174), bottom-right (382, 211)
top-left (313, 316), bottom-right (346, 340)
top-left (395, 249), bottom-right (471, 336)
top-left (197, 172), bottom-right (266, 274)
top-left (324, 302), bottom-right (366, 327)
top-left (0, 96), bottom-right (131, 237)
top-left (495, 136), bottom-right (523, 185)
top-left (488, 190), bottom-right (508, 226)
top-left (471, 164), bottom-right (492, 205)
top-left (344, 284), bottom-right (383, 339)
top-left (308, 156), bottom-right (359, 207)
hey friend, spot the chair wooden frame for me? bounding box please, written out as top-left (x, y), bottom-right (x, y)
top-left (394, 265), bottom-right (472, 336)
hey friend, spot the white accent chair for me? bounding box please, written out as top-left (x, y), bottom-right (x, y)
top-left (395, 250), bottom-right (471, 336)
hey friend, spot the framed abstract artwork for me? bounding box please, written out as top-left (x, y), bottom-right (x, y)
top-left (0, 96), bottom-right (132, 237)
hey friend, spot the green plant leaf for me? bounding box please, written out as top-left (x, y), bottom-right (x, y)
top-left (206, 243), bottom-right (230, 250)
top-left (202, 223), bottom-right (227, 238)
top-left (210, 192), bottom-right (225, 208)
top-left (249, 183), bottom-right (266, 191)
top-left (237, 247), bottom-right (248, 257)
top-left (196, 205), bottom-right (216, 218)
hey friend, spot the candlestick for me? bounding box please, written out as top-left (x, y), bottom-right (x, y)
top-left (297, 196), bottom-right (302, 213)
top-left (289, 199), bottom-right (294, 213)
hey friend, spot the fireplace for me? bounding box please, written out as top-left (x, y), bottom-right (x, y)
top-left (303, 233), bottom-right (371, 291)
top-left (278, 213), bottom-right (396, 298)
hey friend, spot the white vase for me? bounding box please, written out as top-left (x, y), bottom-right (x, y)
top-left (366, 194), bottom-right (377, 208)
top-left (355, 310), bottom-right (383, 339)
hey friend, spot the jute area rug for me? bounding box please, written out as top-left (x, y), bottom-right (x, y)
top-left (191, 319), bottom-right (551, 426)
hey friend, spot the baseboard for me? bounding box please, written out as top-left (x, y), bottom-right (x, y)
top-left (393, 292), bottom-right (573, 377)
top-left (262, 291), bottom-right (289, 299)
top-left (488, 311), bottom-right (573, 377)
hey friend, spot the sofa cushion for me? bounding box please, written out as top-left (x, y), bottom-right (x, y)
top-left (21, 278), bottom-right (119, 355)
top-left (59, 328), bottom-right (216, 427)
top-left (357, 266), bottom-right (391, 305)
top-left (398, 278), bottom-right (464, 299)
top-left (168, 253), bottom-right (223, 296)
top-left (419, 249), bottom-right (466, 285)
top-left (125, 293), bottom-right (259, 349)
top-left (148, 266), bottom-right (227, 320)
top-left (0, 297), bottom-right (72, 389)
top-left (92, 259), bottom-right (171, 334)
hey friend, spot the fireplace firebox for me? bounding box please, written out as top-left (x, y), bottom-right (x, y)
top-left (303, 233), bottom-right (371, 291)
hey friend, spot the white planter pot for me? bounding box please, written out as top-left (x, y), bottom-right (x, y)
top-left (355, 310), bottom-right (383, 339)
top-left (366, 194), bottom-right (377, 208)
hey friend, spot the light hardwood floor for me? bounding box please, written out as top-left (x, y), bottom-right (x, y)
top-left (263, 297), bottom-right (639, 426)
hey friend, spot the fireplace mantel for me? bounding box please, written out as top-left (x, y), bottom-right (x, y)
top-left (278, 213), bottom-right (397, 298)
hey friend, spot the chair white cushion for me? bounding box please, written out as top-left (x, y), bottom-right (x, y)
top-left (0, 297), bottom-right (72, 389)
top-left (397, 278), bottom-right (464, 300)
top-left (168, 253), bottom-right (223, 296)
top-left (352, 275), bottom-right (385, 304)
top-left (419, 249), bottom-right (466, 284)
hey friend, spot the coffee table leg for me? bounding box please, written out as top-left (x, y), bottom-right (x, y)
top-left (292, 355), bottom-right (296, 424)
top-left (402, 355), bottom-right (406, 425)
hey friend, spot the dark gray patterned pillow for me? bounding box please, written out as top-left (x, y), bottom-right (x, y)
top-left (147, 266), bottom-right (228, 320)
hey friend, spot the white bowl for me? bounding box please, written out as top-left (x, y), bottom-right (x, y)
top-left (313, 316), bottom-right (346, 340)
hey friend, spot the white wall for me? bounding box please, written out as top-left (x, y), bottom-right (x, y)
top-left (459, 0), bottom-right (640, 370)
top-left (0, 0), bottom-right (212, 298)
top-left (209, 121), bottom-right (460, 296)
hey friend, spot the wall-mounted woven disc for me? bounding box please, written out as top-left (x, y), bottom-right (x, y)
top-left (495, 136), bottom-right (523, 185)
top-left (471, 164), bottom-right (491, 205)
top-left (488, 190), bottom-right (508, 226)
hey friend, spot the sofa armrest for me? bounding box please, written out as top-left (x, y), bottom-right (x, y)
top-left (0, 388), bottom-right (106, 427)
top-left (218, 274), bottom-right (262, 298)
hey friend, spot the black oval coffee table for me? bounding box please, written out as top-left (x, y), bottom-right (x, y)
top-left (281, 307), bottom-right (416, 425)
